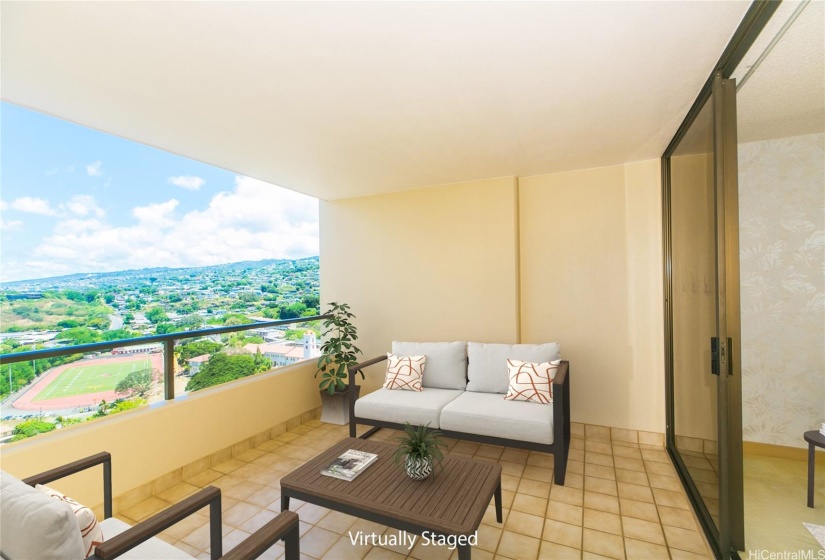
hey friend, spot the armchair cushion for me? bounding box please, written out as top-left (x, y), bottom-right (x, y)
top-left (391, 341), bottom-right (467, 390)
top-left (355, 387), bottom-right (463, 428)
top-left (36, 484), bottom-right (105, 558)
top-left (466, 342), bottom-right (561, 394)
top-left (0, 471), bottom-right (86, 560)
top-left (98, 518), bottom-right (192, 559)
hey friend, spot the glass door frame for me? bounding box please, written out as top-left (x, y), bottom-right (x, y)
top-left (661, 2), bottom-right (779, 558)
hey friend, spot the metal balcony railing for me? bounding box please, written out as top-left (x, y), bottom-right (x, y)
top-left (0, 315), bottom-right (329, 401)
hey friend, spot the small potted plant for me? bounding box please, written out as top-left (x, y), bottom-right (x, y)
top-left (392, 423), bottom-right (448, 480)
top-left (316, 302), bottom-right (363, 424)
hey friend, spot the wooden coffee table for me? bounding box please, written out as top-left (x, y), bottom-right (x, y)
top-left (280, 437), bottom-right (502, 560)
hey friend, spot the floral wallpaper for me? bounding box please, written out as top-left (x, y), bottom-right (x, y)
top-left (739, 132), bottom-right (824, 448)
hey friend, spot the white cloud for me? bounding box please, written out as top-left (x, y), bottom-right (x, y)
top-left (60, 195), bottom-right (106, 218)
top-left (9, 197), bottom-right (58, 216)
top-left (15, 176), bottom-right (318, 279)
top-left (0, 199), bottom-right (7, 211)
top-left (0, 219), bottom-right (23, 231)
top-left (86, 161), bottom-right (103, 176)
top-left (168, 175), bottom-right (205, 191)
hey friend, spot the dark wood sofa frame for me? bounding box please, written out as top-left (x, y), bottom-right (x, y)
top-left (21, 451), bottom-right (299, 560)
top-left (348, 356), bottom-right (571, 485)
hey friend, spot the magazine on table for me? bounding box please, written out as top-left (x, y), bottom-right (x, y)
top-left (321, 449), bottom-right (378, 481)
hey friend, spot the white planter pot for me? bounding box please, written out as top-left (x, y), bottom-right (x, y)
top-left (319, 385), bottom-right (360, 425)
top-left (404, 456), bottom-right (433, 480)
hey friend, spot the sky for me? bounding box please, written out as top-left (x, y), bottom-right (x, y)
top-left (0, 103), bottom-right (319, 283)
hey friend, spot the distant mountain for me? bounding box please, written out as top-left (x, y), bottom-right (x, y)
top-left (0, 256), bottom-right (319, 291)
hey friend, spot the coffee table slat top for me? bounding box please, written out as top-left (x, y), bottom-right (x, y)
top-left (280, 437), bottom-right (502, 535)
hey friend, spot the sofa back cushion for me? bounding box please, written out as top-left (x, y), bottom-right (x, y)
top-left (0, 471), bottom-right (86, 560)
top-left (466, 342), bottom-right (561, 394)
top-left (391, 341), bottom-right (467, 390)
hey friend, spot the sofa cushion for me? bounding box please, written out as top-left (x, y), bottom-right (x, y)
top-left (36, 484), bottom-right (105, 558)
top-left (504, 359), bottom-right (560, 404)
top-left (0, 471), bottom-right (86, 560)
top-left (355, 387), bottom-right (464, 428)
top-left (440, 392), bottom-right (555, 445)
top-left (383, 353), bottom-right (425, 391)
top-left (466, 342), bottom-right (561, 394)
top-left (99, 518), bottom-right (193, 559)
top-left (392, 341), bottom-right (467, 390)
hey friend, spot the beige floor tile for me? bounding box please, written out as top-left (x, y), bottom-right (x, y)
top-left (379, 528), bottom-right (416, 555)
top-left (476, 444), bottom-right (504, 460)
top-left (584, 463), bottom-right (616, 481)
top-left (213, 458), bottom-right (246, 474)
top-left (584, 476), bottom-right (618, 497)
top-left (121, 497), bottom-right (171, 521)
top-left (619, 499), bottom-right (659, 523)
top-left (582, 552), bottom-right (615, 560)
top-left (186, 469), bottom-right (223, 487)
top-left (565, 473), bottom-right (585, 490)
top-left (512, 493), bottom-right (548, 517)
top-left (583, 491), bottom-right (620, 514)
top-left (585, 441), bottom-right (613, 456)
top-left (668, 547), bottom-right (712, 559)
top-left (174, 541), bottom-right (204, 557)
top-left (301, 526), bottom-right (341, 558)
top-left (547, 501), bottom-right (583, 526)
top-left (501, 474), bottom-right (520, 492)
top-left (275, 432), bottom-right (300, 443)
top-left (551, 484), bottom-right (584, 506)
top-left (483, 504), bottom-right (509, 526)
top-left (165, 511), bottom-right (209, 540)
top-left (583, 508), bottom-right (622, 536)
top-left (410, 538), bottom-right (454, 560)
top-left (585, 452), bottom-right (614, 468)
top-left (239, 509), bottom-right (278, 533)
top-left (613, 457), bottom-right (645, 473)
top-left (224, 501), bottom-right (262, 527)
top-left (567, 460), bottom-right (585, 475)
top-left (647, 473), bottom-right (683, 492)
top-left (624, 537), bottom-right (669, 558)
top-left (571, 423), bottom-right (585, 436)
top-left (542, 519), bottom-right (582, 549)
top-left (644, 460), bottom-right (677, 477)
top-left (522, 466), bottom-right (554, 482)
top-left (476, 523), bottom-right (503, 552)
top-left (224, 481), bottom-right (266, 501)
top-left (223, 528), bottom-right (252, 552)
top-left (245, 486), bottom-right (281, 508)
top-left (255, 439), bottom-right (285, 452)
top-left (539, 540), bottom-right (582, 559)
top-left (610, 428), bottom-right (638, 444)
top-left (582, 528), bottom-right (625, 559)
top-left (612, 446), bottom-right (642, 460)
top-left (501, 449), bottom-right (530, 465)
top-left (236, 448), bottom-right (266, 463)
top-left (157, 482), bottom-right (201, 503)
top-left (519, 478), bottom-right (552, 499)
top-left (663, 526), bottom-right (707, 555)
top-left (652, 488), bottom-right (690, 510)
top-left (295, 502), bottom-right (331, 525)
top-left (505, 510), bottom-right (545, 538)
top-left (452, 441), bottom-right (480, 454)
top-left (501, 490), bottom-right (515, 508)
top-left (585, 425), bottom-right (611, 441)
top-left (323, 535), bottom-right (373, 560)
top-left (527, 453), bottom-right (555, 469)
top-left (497, 530), bottom-right (541, 560)
top-left (640, 449), bottom-right (669, 464)
top-left (569, 449), bottom-right (585, 462)
top-left (614, 469), bottom-right (648, 487)
top-left (621, 515), bottom-right (665, 545)
top-left (316, 510), bottom-right (358, 534)
top-left (232, 462), bottom-right (267, 480)
top-left (181, 522), bottom-right (218, 551)
top-left (500, 461), bottom-right (525, 477)
top-left (617, 482), bottom-right (654, 504)
top-left (363, 547), bottom-right (406, 560)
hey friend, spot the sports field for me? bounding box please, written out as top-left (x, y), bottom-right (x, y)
top-left (32, 360), bottom-right (151, 402)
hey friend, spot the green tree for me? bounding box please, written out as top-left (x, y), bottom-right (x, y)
top-left (57, 319), bottom-right (82, 328)
top-left (102, 329), bottom-right (138, 341)
top-left (145, 307), bottom-right (168, 324)
top-left (155, 322), bottom-right (176, 334)
top-left (56, 327), bottom-right (102, 345)
top-left (11, 420), bottom-right (55, 442)
top-left (176, 340), bottom-right (222, 367)
top-left (104, 294), bottom-right (116, 305)
top-left (115, 369), bottom-right (153, 398)
top-left (185, 353), bottom-right (259, 392)
top-left (279, 302), bottom-right (306, 319)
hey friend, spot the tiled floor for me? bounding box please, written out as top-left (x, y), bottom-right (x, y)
top-left (116, 420), bottom-right (713, 559)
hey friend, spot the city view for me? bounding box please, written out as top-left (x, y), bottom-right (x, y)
top-left (0, 103), bottom-right (321, 443)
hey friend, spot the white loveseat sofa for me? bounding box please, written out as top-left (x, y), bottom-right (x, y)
top-left (347, 341), bottom-right (571, 485)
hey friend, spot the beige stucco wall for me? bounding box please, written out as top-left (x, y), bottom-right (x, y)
top-left (0, 361), bottom-right (320, 508)
top-left (321, 160), bottom-right (665, 432)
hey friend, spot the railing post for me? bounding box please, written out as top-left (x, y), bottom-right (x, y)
top-left (163, 339), bottom-right (175, 400)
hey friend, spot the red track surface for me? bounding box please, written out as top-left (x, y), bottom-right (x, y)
top-left (12, 353), bottom-right (163, 412)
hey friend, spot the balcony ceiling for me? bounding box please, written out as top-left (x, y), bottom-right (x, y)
top-left (1, 1), bottom-right (749, 200)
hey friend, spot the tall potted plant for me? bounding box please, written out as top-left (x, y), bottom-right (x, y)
top-left (316, 302), bottom-right (363, 424)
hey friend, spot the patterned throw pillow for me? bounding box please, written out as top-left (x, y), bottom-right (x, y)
top-left (36, 484), bottom-right (104, 557)
top-left (383, 353), bottom-right (426, 391)
top-left (504, 359), bottom-right (560, 404)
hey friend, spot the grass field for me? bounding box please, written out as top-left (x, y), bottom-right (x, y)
top-left (32, 360), bottom-right (151, 402)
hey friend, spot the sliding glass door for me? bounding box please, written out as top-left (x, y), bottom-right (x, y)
top-left (663, 73), bottom-right (744, 558)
